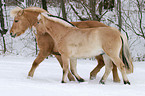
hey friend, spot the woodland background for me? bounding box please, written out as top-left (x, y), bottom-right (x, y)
top-left (0, 0), bottom-right (145, 61)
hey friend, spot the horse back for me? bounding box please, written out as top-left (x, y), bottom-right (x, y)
top-left (71, 21), bottom-right (108, 28)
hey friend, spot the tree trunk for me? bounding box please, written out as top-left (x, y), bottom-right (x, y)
top-left (117, 0), bottom-right (122, 32)
top-left (0, 0), bottom-right (7, 53)
top-left (61, 0), bottom-right (67, 20)
top-left (90, 0), bottom-right (97, 20)
top-left (41, 0), bottom-right (48, 11)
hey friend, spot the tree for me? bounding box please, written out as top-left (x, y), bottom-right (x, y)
top-left (120, 0), bottom-right (145, 39)
top-left (117, 0), bottom-right (122, 32)
top-left (90, 0), bottom-right (96, 20)
top-left (133, 0), bottom-right (145, 39)
top-left (41, 0), bottom-right (48, 11)
top-left (69, 0), bottom-right (115, 21)
top-left (61, 0), bottom-right (67, 19)
top-left (0, 0), bottom-right (7, 53)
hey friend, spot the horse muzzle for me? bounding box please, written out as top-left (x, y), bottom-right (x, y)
top-left (10, 32), bottom-right (16, 38)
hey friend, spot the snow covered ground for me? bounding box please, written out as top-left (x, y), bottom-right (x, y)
top-left (0, 55), bottom-right (145, 96)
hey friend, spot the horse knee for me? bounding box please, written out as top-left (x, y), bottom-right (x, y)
top-left (109, 63), bottom-right (113, 70)
top-left (120, 64), bottom-right (125, 70)
top-left (32, 61), bottom-right (39, 67)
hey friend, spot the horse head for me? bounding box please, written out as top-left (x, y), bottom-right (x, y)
top-left (10, 7), bottom-right (29, 37)
top-left (10, 7), bottom-right (47, 38)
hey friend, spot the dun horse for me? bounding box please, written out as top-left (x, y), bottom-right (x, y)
top-left (10, 7), bottom-right (133, 83)
top-left (37, 12), bottom-right (132, 84)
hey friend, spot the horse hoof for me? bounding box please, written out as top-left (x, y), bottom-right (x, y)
top-left (90, 76), bottom-right (96, 80)
top-left (61, 81), bottom-right (67, 83)
top-left (78, 78), bottom-right (85, 82)
top-left (76, 77), bottom-right (85, 82)
top-left (99, 80), bottom-right (105, 84)
top-left (113, 79), bottom-right (121, 83)
top-left (124, 81), bottom-right (130, 85)
top-left (27, 76), bottom-right (33, 79)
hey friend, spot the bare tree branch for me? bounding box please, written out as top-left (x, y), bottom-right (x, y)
top-left (15, 0), bottom-right (26, 8)
top-left (79, 1), bottom-right (91, 20)
top-left (136, 0), bottom-right (144, 37)
top-left (69, 3), bottom-right (84, 21)
top-left (99, 10), bottom-right (108, 20)
top-left (121, 0), bottom-right (145, 39)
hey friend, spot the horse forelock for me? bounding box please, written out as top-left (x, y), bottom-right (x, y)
top-left (10, 7), bottom-right (48, 18)
top-left (40, 12), bottom-right (74, 27)
top-left (10, 7), bottom-right (23, 18)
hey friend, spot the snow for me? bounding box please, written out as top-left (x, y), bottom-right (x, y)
top-left (0, 56), bottom-right (145, 96)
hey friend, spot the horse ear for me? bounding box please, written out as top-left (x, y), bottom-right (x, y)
top-left (10, 7), bottom-right (23, 17)
top-left (17, 10), bottom-right (24, 16)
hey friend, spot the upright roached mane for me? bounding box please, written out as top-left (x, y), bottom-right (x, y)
top-left (38, 12), bottom-right (75, 27)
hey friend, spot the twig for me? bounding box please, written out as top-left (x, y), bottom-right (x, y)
top-left (69, 3), bottom-right (84, 21)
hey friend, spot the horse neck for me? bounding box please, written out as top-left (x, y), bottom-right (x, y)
top-left (47, 20), bottom-right (74, 42)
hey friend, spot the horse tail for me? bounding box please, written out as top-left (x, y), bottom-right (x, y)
top-left (120, 34), bottom-right (133, 74)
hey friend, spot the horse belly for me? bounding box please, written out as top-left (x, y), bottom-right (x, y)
top-left (67, 31), bottom-right (103, 58)
top-left (70, 44), bottom-right (103, 58)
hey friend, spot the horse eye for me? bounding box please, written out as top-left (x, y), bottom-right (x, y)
top-left (15, 20), bottom-right (19, 23)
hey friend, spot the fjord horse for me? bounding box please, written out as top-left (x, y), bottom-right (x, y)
top-left (38, 13), bottom-right (131, 84)
top-left (10, 7), bottom-right (75, 81)
top-left (10, 7), bottom-right (133, 83)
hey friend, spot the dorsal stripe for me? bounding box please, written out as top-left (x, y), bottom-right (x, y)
top-left (47, 14), bottom-right (75, 27)
top-left (40, 12), bottom-right (76, 27)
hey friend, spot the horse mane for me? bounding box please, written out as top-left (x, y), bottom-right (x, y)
top-left (24, 7), bottom-right (47, 13)
top-left (10, 7), bottom-right (47, 18)
top-left (39, 12), bottom-right (75, 27)
top-left (10, 7), bottom-right (23, 17)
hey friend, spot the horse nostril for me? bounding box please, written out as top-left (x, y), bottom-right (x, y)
top-left (10, 32), bottom-right (16, 38)
top-left (10, 32), bottom-right (12, 36)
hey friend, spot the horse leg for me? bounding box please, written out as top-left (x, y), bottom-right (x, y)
top-left (55, 55), bottom-right (75, 81)
top-left (99, 54), bottom-right (113, 84)
top-left (28, 50), bottom-right (50, 78)
top-left (110, 56), bottom-right (130, 85)
top-left (70, 58), bottom-right (84, 82)
top-left (102, 39), bottom-right (130, 84)
top-left (61, 55), bottom-right (70, 83)
top-left (112, 63), bottom-right (120, 82)
top-left (90, 55), bottom-right (104, 80)
top-left (90, 55), bottom-right (120, 82)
